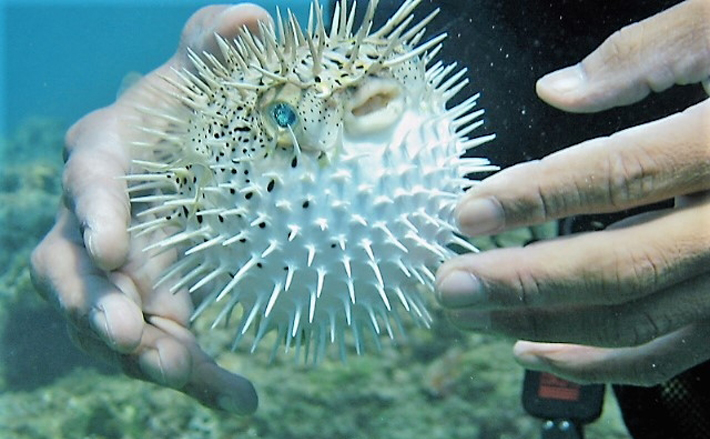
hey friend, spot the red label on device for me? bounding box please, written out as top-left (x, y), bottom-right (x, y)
top-left (537, 372), bottom-right (581, 401)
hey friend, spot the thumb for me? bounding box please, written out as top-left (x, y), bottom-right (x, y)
top-left (148, 316), bottom-right (258, 415)
top-left (177, 3), bottom-right (273, 66)
top-left (536, 0), bottom-right (710, 113)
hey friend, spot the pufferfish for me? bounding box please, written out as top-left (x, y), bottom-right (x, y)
top-left (128, 0), bottom-right (496, 362)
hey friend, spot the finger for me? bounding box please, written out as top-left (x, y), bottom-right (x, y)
top-left (63, 109), bottom-right (131, 271)
top-left (439, 199), bottom-right (710, 311)
top-left (177, 3), bottom-right (272, 68)
top-left (113, 228), bottom-right (193, 324)
top-left (512, 322), bottom-right (710, 386)
top-left (30, 209), bottom-right (143, 352)
top-left (117, 3), bottom-right (274, 133)
top-left (67, 320), bottom-right (123, 365)
top-left (183, 358), bottom-right (259, 415)
top-left (151, 316), bottom-right (258, 414)
top-left (536, 0), bottom-right (710, 112)
top-left (121, 316), bottom-right (258, 415)
top-left (445, 269), bottom-right (710, 348)
top-left (119, 324), bottom-right (190, 387)
top-left (455, 99), bottom-right (710, 236)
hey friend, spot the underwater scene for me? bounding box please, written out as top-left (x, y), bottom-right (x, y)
top-left (0, 118), bottom-right (630, 439)
top-left (4, 0), bottom-right (707, 438)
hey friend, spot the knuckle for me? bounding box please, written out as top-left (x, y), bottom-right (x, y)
top-left (533, 182), bottom-right (554, 223)
top-left (529, 157), bottom-right (578, 221)
top-left (62, 115), bottom-right (91, 160)
top-left (495, 160), bottom-right (552, 224)
top-left (628, 311), bottom-right (663, 346)
top-left (604, 140), bottom-right (662, 209)
top-left (614, 308), bottom-right (670, 348)
top-left (501, 309), bottom-right (546, 341)
top-left (604, 27), bottom-right (637, 65)
top-left (593, 20), bottom-right (648, 77)
top-left (509, 264), bottom-right (543, 308)
top-left (604, 245), bottom-right (667, 303)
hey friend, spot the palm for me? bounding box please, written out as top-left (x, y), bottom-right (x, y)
top-left (31, 4), bottom-right (270, 414)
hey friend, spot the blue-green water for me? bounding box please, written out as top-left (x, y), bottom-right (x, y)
top-left (1, 0), bottom-right (317, 137)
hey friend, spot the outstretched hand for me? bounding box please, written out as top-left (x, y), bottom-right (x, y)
top-left (30, 4), bottom-right (272, 414)
top-left (437, 0), bottom-right (710, 386)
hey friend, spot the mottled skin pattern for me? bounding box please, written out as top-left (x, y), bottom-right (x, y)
top-left (129, 0), bottom-right (494, 361)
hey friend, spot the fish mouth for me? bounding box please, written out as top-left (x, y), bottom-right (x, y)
top-left (351, 88), bottom-right (400, 116)
top-left (344, 77), bottom-right (404, 135)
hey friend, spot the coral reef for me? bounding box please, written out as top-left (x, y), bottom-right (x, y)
top-left (0, 118), bottom-right (63, 280)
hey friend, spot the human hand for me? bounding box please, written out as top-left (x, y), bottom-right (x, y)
top-left (30, 4), bottom-right (271, 414)
top-left (436, 0), bottom-right (710, 386)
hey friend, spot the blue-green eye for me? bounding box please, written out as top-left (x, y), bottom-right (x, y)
top-left (271, 102), bottom-right (297, 128)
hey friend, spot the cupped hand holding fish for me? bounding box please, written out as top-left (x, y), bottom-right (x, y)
top-left (30, 4), bottom-right (270, 414)
top-left (437, 0), bottom-right (710, 385)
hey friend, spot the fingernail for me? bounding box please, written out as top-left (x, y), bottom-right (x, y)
top-left (456, 197), bottom-right (504, 236)
top-left (84, 226), bottom-right (109, 270)
top-left (537, 64), bottom-right (585, 94)
top-left (216, 380), bottom-right (258, 415)
top-left (89, 306), bottom-right (114, 347)
top-left (138, 347), bottom-right (168, 385)
top-left (436, 271), bottom-right (483, 308)
top-left (83, 227), bottom-right (97, 258)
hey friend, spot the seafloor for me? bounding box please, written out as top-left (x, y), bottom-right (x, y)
top-left (0, 118), bottom-right (630, 439)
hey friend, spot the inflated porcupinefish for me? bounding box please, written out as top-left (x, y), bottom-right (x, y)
top-left (128, 0), bottom-right (496, 362)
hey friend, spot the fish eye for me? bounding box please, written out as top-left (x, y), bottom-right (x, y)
top-left (270, 102), bottom-right (297, 128)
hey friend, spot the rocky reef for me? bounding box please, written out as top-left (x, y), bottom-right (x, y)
top-left (0, 118), bottom-right (630, 438)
